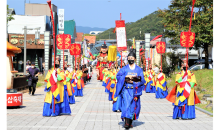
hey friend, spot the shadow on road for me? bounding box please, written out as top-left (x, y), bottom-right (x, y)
top-left (7, 106), bottom-right (26, 109)
top-left (118, 120), bottom-right (145, 128)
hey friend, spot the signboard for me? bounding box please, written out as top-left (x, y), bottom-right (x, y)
top-left (58, 9), bottom-right (64, 30)
top-left (115, 20), bottom-right (127, 51)
top-left (7, 93), bottom-right (22, 106)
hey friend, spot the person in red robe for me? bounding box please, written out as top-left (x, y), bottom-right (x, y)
top-left (96, 43), bottom-right (108, 81)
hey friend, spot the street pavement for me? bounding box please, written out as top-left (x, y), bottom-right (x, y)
top-left (7, 73), bottom-right (213, 130)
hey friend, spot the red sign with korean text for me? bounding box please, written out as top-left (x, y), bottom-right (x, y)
top-left (7, 93), bottom-right (22, 106)
top-left (56, 34), bottom-right (71, 49)
top-left (70, 44), bottom-right (81, 55)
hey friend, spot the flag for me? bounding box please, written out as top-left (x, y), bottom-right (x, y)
top-left (113, 28), bottom-right (116, 33)
top-left (179, 72), bottom-right (191, 98)
top-left (49, 70), bottom-right (60, 102)
top-left (133, 38), bottom-right (135, 49)
top-left (157, 73), bottom-right (167, 87)
top-left (148, 72), bottom-right (153, 81)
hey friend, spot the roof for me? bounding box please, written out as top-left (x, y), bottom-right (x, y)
top-left (75, 32), bottom-right (83, 42)
top-left (84, 36), bottom-right (96, 44)
top-left (7, 41), bottom-right (22, 56)
top-left (57, 20), bottom-right (76, 37)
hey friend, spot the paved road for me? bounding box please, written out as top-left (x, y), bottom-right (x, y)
top-left (7, 73), bottom-right (213, 130)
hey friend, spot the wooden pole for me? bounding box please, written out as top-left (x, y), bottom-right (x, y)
top-left (121, 51), bottom-right (122, 68)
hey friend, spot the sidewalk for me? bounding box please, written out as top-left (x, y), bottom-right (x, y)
top-left (7, 73), bottom-right (213, 130)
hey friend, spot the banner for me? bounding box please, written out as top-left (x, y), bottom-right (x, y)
top-left (115, 20), bottom-right (127, 51)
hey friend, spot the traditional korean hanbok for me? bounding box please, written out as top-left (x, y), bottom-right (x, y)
top-left (112, 69), bottom-right (122, 112)
top-left (155, 72), bottom-right (168, 98)
top-left (43, 68), bottom-right (61, 116)
top-left (57, 69), bottom-right (71, 114)
top-left (65, 70), bottom-right (75, 104)
top-left (145, 69), bottom-right (156, 93)
top-left (143, 71), bottom-right (148, 91)
top-left (114, 64), bottom-right (145, 122)
top-left (166, 70), bottom-right (201, 119)
top-left (108, 69), bottom-right (116, 101)
top-left (105, 71), bottom-right (110, 93)
top-left (102, 68), bottom-right (108, 87)
top-left (74, 70), bottom-right (84, 96)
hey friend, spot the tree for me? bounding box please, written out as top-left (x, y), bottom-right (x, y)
top-left (158, 0), bottom-right (213, 69)
top-left (98, 11), bottom-right (164, 40)
top-left (7, 5), bottom-right (14, 23)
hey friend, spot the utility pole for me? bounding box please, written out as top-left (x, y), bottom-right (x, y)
top-left (24, 26), bottom-right (27, 75)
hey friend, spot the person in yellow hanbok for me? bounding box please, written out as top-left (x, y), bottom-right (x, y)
top-left (112, 66), bottom-right (122, 112)
top-left (108, 64), bottom-right (116, 101)
top-left (74, 69), bottom-right (84, 96)
top-left (143, 67), bottom-right (148, 91)
top-left (65, 67), bottom-right (75, 104)
top-left (57, 66), bottom-right (71, 114)
top-left (102, 67), bottom-right (108, 87)
top-left (155, 69), bottom-right (168, 98)
top-left (145, 65), bottom-right (156, 93)
top-left (166, 67), bottom-right (201, 119)
top-left (43, 66), bottom-right (61, 116)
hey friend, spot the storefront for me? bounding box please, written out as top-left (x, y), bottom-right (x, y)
top-left (9, 34), bottom-right (52, 72)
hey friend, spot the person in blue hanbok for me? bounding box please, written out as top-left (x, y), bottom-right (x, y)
top-left (114, 49), bottom-right (145, 129)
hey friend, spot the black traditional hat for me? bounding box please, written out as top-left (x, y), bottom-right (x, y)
top-left (128, 49), bottom-right (136, 58)
top-left (101, 41), bottom-right (107, 48)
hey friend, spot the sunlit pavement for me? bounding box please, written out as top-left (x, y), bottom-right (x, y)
top-left (7, 72), bottom-right (213, 130)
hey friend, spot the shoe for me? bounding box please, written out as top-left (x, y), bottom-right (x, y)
top-left (124, 118), bottom-right (130, 129)
top-left (29, 92), bottom-right (31, 95)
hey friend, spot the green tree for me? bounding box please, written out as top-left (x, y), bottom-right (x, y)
top-left (7, 5), bottom-right (14, 23)
top-left (158, 0), bottom-right (213, 69)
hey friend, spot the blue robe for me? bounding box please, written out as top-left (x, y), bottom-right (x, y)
top-left (59, 84), bottom-right (71, 114)
top-left (42, 87), bottom-right (61, 116)
top-left (112, 94), bottom-right (122, 112)
top-left (114, 64), bottom-right (145, 120)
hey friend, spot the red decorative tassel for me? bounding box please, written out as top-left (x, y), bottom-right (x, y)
top-left (182, 104), bottom-right (186, 114)
top-left (135, 113), bottom-right (136, 120)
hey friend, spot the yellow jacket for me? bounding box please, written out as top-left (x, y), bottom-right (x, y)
top-left (174, 70), bottom-right (197, 106)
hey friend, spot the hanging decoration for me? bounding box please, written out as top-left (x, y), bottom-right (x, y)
top-left (156, 41), bottom-right (166, 71)
top-left (70, 44), bottom-right (81, 55)
top-left (179, 0), bottom-right (196, 71)
top-left (56, 34), bottom-right (71, 49)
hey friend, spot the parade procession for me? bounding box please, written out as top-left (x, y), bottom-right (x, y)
top-left (6, 0), bottom-right (214, 130)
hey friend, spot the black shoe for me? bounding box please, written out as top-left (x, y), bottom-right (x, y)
top-left (129, 119), bottom-right (133, 128)
top-left (124, 118), bottom-right (130, 129)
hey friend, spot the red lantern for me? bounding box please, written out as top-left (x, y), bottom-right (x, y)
top-left (180, 32), bottom-right (195, 47)
top-left (156, 42), bottom-right (166, 54)
top-left (56, 34), bottom-right (71, 49)
top-left (70, 44), bottom-right (81, 55)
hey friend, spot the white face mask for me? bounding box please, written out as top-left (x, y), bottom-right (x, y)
top-left (31, 66), bottom-right (34, 68)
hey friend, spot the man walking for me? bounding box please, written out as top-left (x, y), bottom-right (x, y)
top-left (27, 62), bottom-right (40, 95)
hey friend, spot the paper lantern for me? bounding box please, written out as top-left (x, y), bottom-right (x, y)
top-left (56, 34), bottom-right (71, 49)
top-left (70, 44), bottom-right (81, 55)
top-left (180, 32), bottom-right (195, 47)
top-left (156, 41), bottom-right (166, 54)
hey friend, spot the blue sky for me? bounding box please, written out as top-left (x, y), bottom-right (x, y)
top-left (7, 0), bottom-right (172, 29)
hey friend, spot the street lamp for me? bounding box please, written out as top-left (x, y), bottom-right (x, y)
top-left (22, 26), bottom-right (41, 75)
